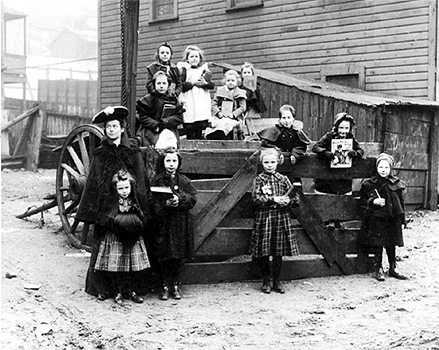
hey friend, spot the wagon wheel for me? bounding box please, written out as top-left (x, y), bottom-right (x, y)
top-left (56, 124), bottom-right (104, 250)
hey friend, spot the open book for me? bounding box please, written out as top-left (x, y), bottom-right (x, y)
top-left (220, 100), bottom-right (234, 118)
top-left (330, 139), bottom-right (353, 168)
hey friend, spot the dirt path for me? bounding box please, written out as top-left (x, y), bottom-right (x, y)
top-left (2, 169), bottom-right (439, 350)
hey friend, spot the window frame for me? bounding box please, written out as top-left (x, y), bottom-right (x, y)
top-left (149, 0), bottom-right (178, 23)
top-left (320, 65), bottom-right (366, 90)
top-left (226, 0), bottom-right (263, 12)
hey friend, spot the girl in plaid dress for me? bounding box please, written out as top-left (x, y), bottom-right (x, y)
top-left (94, 170), bottom-right (150, 305)
top-left (251, 147), bottom-right (299, 294)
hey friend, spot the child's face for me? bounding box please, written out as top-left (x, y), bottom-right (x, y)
top-left (377, 160), bottom-right (391, 178)
top-left (337, 120), bottom-right (351, 138)
top-left (155, 75), bottom-right (169, 94)
top-left (225, 74), bottom-right (238, 89)
top-left (164, 153), bottom-right (179, 175)
top-left (158, 46), bottom-right (171, 63)
top-left (116, 179), bottom-right (131, 199)
top-left (187, 50), bottom-right (200, 67)
top-left (279, 110), bottom-right (294, 128)
top-left (241, 67), bottom-right (253, 77)
top-left (262, 154), bottom-right (278, 174)
top-left (105, 120), bottom-right (124, 141)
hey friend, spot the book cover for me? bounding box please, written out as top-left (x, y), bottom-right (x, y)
top-left (243, 76), bottom-right (257, 91)
top-left (202, 70), bottom-right (213, 83)
top-left (220, 100), bottom-right (234, 117)
top-left (150, 186), bottom-right (174, 199)
top-left (330, 139), bottom-right (353, 168)
top-left (162, 104), bottom-right (176, 120)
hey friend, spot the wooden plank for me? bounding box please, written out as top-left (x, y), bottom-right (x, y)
top-left (427, 111), bottom-right (439, 209)
top-left (384, 132), bottom-right (429, 154)
top-left (1, 106), bottom-right (39, 132)
top-left (180, 140), bottom-right (261, 150)
top-left (179, 257), bottom-right (371, 284)
top-left (387, 151), bottom-right (429, 170)
top-left (195, 227), bottom-right (362, 257)
top-left (25, 108), bottom-right (45, 171)
top-left (193, 150), bottom-right (259, 250)
top-left (291, 189), bottom-right (356, 275)
top-left (404, 187), bottom-right (425, 205)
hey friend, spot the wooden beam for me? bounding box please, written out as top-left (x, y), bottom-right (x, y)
top-left (427, 110), bottom-right (439, 209)
top-left (1, 105), bottom-right (39, 132)
top-left (25, 106), bottom-right (45, 171)
top-left (122, 0), bottom-right (139, 131)
top-left (193, 150), bottom-right (259, 250)
top-left (179, 257), bottom-right (371, 284)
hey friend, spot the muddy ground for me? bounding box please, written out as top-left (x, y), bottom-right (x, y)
top-left (1, 169), bottom-right (439, 350)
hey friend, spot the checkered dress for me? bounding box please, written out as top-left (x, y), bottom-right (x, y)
top-left (250, 172), bottom-right (299, 257)
top-left (94, 232), bottom-right (150, 272)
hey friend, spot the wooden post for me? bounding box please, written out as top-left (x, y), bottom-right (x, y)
top-left (427, 110), bottom-right (439, 209)
top-left (26, 105), bottom-right (45, 171)
top-left (122, 0), bottom-right (140, 131)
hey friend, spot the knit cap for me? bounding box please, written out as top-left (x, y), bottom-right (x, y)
top-left (376, 153), bottom-right (394, 169)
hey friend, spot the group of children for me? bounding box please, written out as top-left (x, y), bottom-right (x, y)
top-left (76, 43), bottom-right (408, 305)
top-left (135, 42), bottom-right (267, 146)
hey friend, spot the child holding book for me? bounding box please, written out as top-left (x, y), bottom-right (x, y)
top-left (359, 153), bottom-right (408, 281)
top-left (136, 71), bottom-right (184, 149)
top-left (145, 42), bottom-right (182, 96)
top-left (177, 45), bottom-right (214, 140)
top-left (239, 62), bottom-right (267, 119)
top-left (251, 147), bottom-right (299, 294)
top-left (312, 112), bottom-right (364, 229)
top-left (205, 70), bottom-right (247, 140)
top-left (150, 147), bottom-right (197, 300)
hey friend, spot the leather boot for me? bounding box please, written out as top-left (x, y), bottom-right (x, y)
top-left (272, 256), bottom-right (285, 293)
top-left (374, 266), bottom-right (385, 281)
top-left (389, 263), bottom-right (408, 280)
top-left (261, 278), bottom-right (271, 294)
top-left (171, 282), bottom-right (182, 300)
top-left (159, 283), bottom-right (169, 300)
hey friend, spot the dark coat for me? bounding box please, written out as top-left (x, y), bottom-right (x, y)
top-left (75, 133), bottom-right (151, 297)
top-left (359, 175), bottom-right (406, 247)
top-left (312, 131), bottom-right (364, 194)
top-left (239, 84), bottom-right (267, 114)
top-left (145, 61), bottom-right (182, 96)
top-left (76, 134), bottom-right (151, 225)
top-left (258, 124), bottom-right (311, 161)
top-left (150, 172), bottom-right (197, 262)
top-left (136, 91), bottom-right (184, 147)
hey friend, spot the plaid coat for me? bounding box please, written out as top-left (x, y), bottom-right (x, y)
top-left (250, 171), bottom-right (299, 257)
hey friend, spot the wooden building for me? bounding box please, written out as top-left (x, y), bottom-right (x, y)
top-left (99, 0), bottom-right (438, 105)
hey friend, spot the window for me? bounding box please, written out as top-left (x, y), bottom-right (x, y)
top-left (227, 0), bottom-right (263, 11)
top-left (150, 0), bottom-right (178, 22)
top-left (321, 65), bottom-right (365, 89)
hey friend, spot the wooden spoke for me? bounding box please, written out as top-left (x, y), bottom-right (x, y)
top-left (61, 163), bottom-right (81, 179)
top-left (77, 133), bottom-right (90, 176)
top-left (67, 145), bottom-right (85, 175)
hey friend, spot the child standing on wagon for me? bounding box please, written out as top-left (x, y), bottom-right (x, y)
top-left (145, 42), bottom-right (182, 96)
top-left (312, 112), bottom-right (364, 229)
top-left (251, 147), bottom-right (299, 294)
top-left (359, 153), bottom-right (408, 281)
top-left (205, 70), bottom-right (247, 140)
top-left (150, 147), bottom-right (197, 300)
top-left (178, 45), bottom-right (214, 139)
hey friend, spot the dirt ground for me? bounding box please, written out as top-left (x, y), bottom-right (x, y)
top-left (1, 168), bottom-right (439, 350)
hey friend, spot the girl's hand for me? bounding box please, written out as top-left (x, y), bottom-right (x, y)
top-left (166, 195), bottom-right (179, 207)
top-left (373, 198), bottom-right (385, 207)
top-left (274, 196), bottom-right (290, 206)
top-left (290, 155), bottom-right (297, 165)
top-left (217, 112), bottom-right (224, 119)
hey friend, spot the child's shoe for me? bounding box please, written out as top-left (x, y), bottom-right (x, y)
top-left (261, 278), bottom-right (271, 294)
top-left (374, 267), bottom-right (385, 281)
top-left (130, 292), bottom-right (144, 304)
top-left (159, 284), bottom-right (169, 300)
top-left (171, 282), bottom-right (181, 300)
top-left (114, 293), bottom-right (124, 305)
top-left (389, 264), bottom-right (408, 280)
top-left (272, 279), bottom-right (285, 294)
